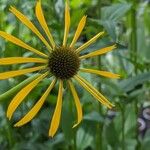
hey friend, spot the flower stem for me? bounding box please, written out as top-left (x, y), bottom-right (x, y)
top-left (96, 0), bottom-right (103, 149)
top-left (6, 119), bottom-right (15, 148)
top-left (118, 103), bottom-right (125, 150)
top-left (130, 0), bottom-right (140, 149)
top-left (0, 74), bottom-right (39, 102)
top-left (122, 109), bottom-right (125, 150)
top-left (130, 0), bottom-right (137, 64)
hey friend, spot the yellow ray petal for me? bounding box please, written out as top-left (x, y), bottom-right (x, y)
top-left (0, 66), bottom-right (46, 80)
top-left (74, 75), bottom-right (114, 108)
top-left (9, 6), bottom-right (52, 51)
top-left (76, 32), bottom-right (105, 53)
top-left (36, 0), bottom-right (55, 48)
top-left (80, 68), bottom-right (120, 79)
top-left (14, 78), bottom-right (56, 127)
top-left (49, 80), bottom-right (63, 137)
top-left (0, 57), bottom-right (48, 65)
top-left (63, 0), bottom-right (70, 46)
top-left (0, 31), bottom-right (48, 58)
top-left (77, 75), bottom-right (114, 107)
top-left (79, 45), bottom-right (116, 59)
top-left (74, 75), bottom-right (106, 106)
top-left (7, 72), bottom-right (49, 120)
top-left (70, 16), bottom-right (87, 47)
top-left (68, 80), bottom-right (82, 128)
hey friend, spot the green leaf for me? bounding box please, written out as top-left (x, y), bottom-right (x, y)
top-left (104, 121), bottom-right (119, 148)
top-left (101, 20), bottom-right (117, 40)
top-left (84, 111), bottom-right (104, 123)
top-left (125, 139), bottom-right (137, 150)
top-left (101, 3), bottom-right (132, 21)
top-left (124, 105), bottom-right (136, 138)
top-left (119, 72), bottom-right (150, 92)
top-left (141, 129), bottom-right (150, 150)
top-left (76, 128), bottom-right (93, 150)
top-left (100, 3), bottom-right (131, 40)
top-left (61, 92), bottom-right (75, 143)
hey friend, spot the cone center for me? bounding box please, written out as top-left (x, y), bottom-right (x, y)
top-left (48, 47), bottom-right (80, 79)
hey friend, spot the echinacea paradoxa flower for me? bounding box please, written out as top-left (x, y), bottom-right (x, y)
top-left (0, 0), bottom-right (120, 137)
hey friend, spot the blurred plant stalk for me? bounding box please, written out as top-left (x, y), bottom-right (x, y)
top-left (96, 0), bottom-right (103, 149)
top-left (0, 75), bottom-right (39, 102)
top-left (130, 0), bottom-right (140, 149)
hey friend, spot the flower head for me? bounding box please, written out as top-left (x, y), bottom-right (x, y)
top-left (0, 0), bottom-right (120, 137)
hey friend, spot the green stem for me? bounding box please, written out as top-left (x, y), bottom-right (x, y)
top-left (96, 0), bottom-right (103, 149)
top-left (73, 132), bottom-right (76, 150)
top-left (5, 119), bottom-right (14, 148)
top-left (130, 0), bottom-right (137, 64)
top-left (69, 92), bottom-right (76, 150)
top-left (130, 0), bottom-right (140, 149)
top-left (118, 103), bottom-right (125, 150)
top-left (96, 59), bottom-right (103, 150)
top-left (0, 74), bottom-right (39, 102)
top-left (122, 110), bottom-right (125, 150)
top-left (134, 101), bottom-right (140, 150)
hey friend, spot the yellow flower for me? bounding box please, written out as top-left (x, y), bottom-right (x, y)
top-left (0, 0), bottom-right (120, 137)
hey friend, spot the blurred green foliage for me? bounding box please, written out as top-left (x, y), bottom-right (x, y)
top-left (0, 0), bottom-right (150, 150)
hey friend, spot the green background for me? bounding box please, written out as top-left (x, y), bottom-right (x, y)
top-left (0, 0), bottom-right (150, 149)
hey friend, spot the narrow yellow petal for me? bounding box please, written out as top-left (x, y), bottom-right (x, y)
top-left (9, 6), bottom-right (52, 51)
top-left (0, 66), bottom-right (46, 80)
top-left (74, 75), bottom-right (114, 108)
top-left (63, 0), bottom-right (70, 46)
top-left (77, 75), bottom-right (114, 107)
top-left (7, 72), bottom-right (49, 120)
top-left (49, 80), bottom-right (63, 137)
top-left (76, 32), bottom-right (105, 53)
top-left (14, 78), bottom-right (56, 127)
top-left (0, 57), bottom-right (48, 65)
top-left (68, 80), bottom-right (82, 128)
top-left (0, 31), bottom-right (48, 58)
top-left (74, 76), bottom-right (107, 107)
top-left (70, 16), bottom-right (87, 47)
top-left (80, 68), bottom-right (120, 79)
top-left (36, 0), bottom-right (55, 48)
top-left (79, 45), bottom-right (116, 59)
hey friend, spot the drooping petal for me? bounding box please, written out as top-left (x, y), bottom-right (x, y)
top-left (7, 72), bottom-right (49, 120)
top-left (0, 66), bottom-right (47, 80)
top-left (75, 32), bottom-right (104, 53)
top-left (14, 78), bottom-right (56, 127)
top-left (49, 80), bottom-right (63, 137)
top-left (80, 68), bottom-right (120, 79)
top-left (79, 45), bottom-right (116, 59)
top-left (78, 75), bottom-right (114, 107)
top-left (79, 75), bottom-right (115, 107)
top-left (36, 0), bottom-right (55, 48)
top-left (70, 16), bottom-right (87, 47)
top-left (63, 0), bottom-right (70, 46)
top-left (9, 6), bottom-right (52, 51)
top-left (0, 31), bottom-right (48, 58)
top-left (68, 80), bottom-right (82, 128)
top-left (74, 75), bottom-right (114, 109)
top-left (0, 57), bottom-right (48, 65)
